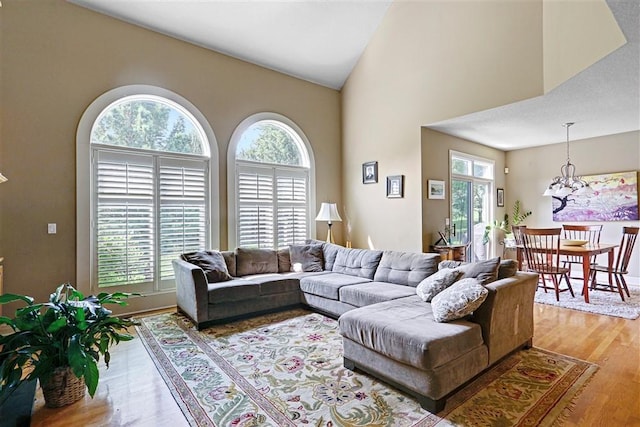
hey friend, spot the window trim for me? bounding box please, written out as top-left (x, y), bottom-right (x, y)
top-left (77, 85), bottom-right (220, 297)
top-left (227, 112), bottom-right (316, 249)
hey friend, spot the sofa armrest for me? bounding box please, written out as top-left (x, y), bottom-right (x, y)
top-left (473, 271), bottom-right (538, 365)
top-left (172, 259), bottom-right (209, 325)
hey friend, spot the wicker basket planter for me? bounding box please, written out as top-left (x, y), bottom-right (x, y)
top-left (41, 366), bottom-right (86, 408)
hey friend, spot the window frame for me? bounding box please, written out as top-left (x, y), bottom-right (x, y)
top-left (77, 85), bottom-right (219, 298)
top-left (227, 112), bottom-right (316, 249)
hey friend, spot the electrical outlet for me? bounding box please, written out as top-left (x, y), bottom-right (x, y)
top-left (445, 218), bottom-right (450, 226)
top-left (47, 223), bottom-right (57, 234)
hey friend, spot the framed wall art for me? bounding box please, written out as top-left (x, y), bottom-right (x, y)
top-left (387, 175), bottom-right (404, 198)
top-left (497, 188), bottom-right (505, 207)
top-left (362, 161), bottom-right (378, 184)
top-left (428, 180), bottom-right (445, 199)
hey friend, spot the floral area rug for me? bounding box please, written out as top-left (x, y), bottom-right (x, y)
top-left (136, 309), bottom-right (597, 427)
top-left (534, 283), bottom-right (640, 319)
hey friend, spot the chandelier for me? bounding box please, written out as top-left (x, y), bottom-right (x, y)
top-left (542, 122), bottom-right (593, 197)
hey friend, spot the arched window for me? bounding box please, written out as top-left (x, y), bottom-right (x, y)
top-left (228, 113), bottom-right (315, 249)
top-left (77, 86), bottom-right (218, 296)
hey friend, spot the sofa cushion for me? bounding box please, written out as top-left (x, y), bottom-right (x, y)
top-left (306, 239), bottom-right (343, 271)
top-left (339, 282), bottom-right (416, 307)
top-left (235, 248), bottom-right (278, 276)
top-left (338, 295), bottom-right (485, 370)
top-left (439, 257), bottom-right (501, 286)
top-left (373, 251), bottom-right (440, 287)
top-left (277, 248), bottom-right (291, 273)
top-left (431, 278), bottom-right (489, 322)
top-left (440, 258), bottom-right (517, 281)
top-left (289, 244), bottom-right (324, 272)
top-left (207, 279), bottom-right (261, 303)
top-left (415, 268), bottom-right (461, 302)
top-left (221, 251), bottom-right (236, 277)
top-left (332, 248), bottom-right (383, 280)
top-left (240, 273), bottom-right (301, 296)
top-left (299, 273), bottom-right (370, 300)
top-left (497, 259), bottom-right (518, 279)
top-left (181, 250), bottom-right (233, 283)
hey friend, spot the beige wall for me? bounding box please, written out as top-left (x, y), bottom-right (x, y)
top-left (506, 131), bottom-right (640, 278)
top-left (342, 0), bottom-right (542, 252)
top-left (0, 1), bottom-right (341, 311)
top-left (543, 0), bottom-right (625, 92)
top-left (421, 129), bottom-right (507, 254)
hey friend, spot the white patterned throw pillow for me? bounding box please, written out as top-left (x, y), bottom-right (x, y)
top-left (431, 278), bottom-right (489, 322)
top-left (416, 268), bottom-right (461, 302)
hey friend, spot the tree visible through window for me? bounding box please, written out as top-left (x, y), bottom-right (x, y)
top-left (91, 95), bottom-right (210, 291)
top-left (234, 119), bottom-right (311, 249)
top-left (93, 97), bottom-right (204, 154)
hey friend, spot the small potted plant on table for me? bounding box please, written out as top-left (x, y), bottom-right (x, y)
top-left (0, 283), bottom-right (139, 408)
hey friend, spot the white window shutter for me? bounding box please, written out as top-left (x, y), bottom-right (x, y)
top-left (236, 163), bottom-right (309, 250)
top-left (95, 151), bottom-right (155, 287)
top-left (159, 158), bottom-right (208, 280)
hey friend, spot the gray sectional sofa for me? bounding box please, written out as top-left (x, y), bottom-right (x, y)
top-left (172, 241), bottom-right (538, 412)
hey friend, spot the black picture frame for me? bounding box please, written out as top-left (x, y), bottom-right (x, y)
top-left (362, 161), bottom-right (378, 184)
top-left (497, 188), bottom-right (505, 207)
top-left (386, 175), bottom-right (404, 198)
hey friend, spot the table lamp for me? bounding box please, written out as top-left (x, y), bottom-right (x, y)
top-left (315, 202), bottom-right (342, 243)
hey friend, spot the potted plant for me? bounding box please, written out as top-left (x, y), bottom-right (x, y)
top-left (0, 283), bottom-right (139, 408)
top-left (483, 200), bottom-right (532, 245)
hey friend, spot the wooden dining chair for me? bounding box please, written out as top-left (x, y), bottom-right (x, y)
top-left (511, 225), bottom-right (527, 270)
top-left (589, 226), bottom-right (639, 301)
top-left (561, 224), bottom-right (603, 279)
top-left (522, 227), bottom-right (574, 301)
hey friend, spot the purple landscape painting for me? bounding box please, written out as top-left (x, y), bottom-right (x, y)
top-left (552, 171), bottom-right (639, 222)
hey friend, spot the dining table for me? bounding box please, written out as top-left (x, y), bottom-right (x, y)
top-left (515, 242), bottom-right (618, 304)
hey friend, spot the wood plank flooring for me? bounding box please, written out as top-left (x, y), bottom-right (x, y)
top-left (29, 302), bottom-right (640, 426)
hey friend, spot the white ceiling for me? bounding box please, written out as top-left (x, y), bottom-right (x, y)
top-left (69, 0), bottom-right (392, 90)
top-left (70, 0), bottom-right (639, 151)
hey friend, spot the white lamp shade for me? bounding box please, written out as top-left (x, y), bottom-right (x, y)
top-left (0, 173), bottom-right (7, 183)
top-left (542, 186), bottom-right (555, 196)
top-left (315, 202), bottom-right (342, 223)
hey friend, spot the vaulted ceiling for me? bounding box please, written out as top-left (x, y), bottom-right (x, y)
top-left (70, 0), bottom-right (639, 150)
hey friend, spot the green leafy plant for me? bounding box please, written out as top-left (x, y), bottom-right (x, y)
top-left (0, 284), bottom-right (139, 400)
top-left (483, 200), bottom-right (532, 245)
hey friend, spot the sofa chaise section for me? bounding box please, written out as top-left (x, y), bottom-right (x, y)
top-left (338, 270), bottom-right (538, 412)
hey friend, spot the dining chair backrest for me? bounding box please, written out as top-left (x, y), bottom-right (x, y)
top-left (562, 224), bottom-right (602, 245)
top-left (616, 227), bottom-right (639, 273)
top-left (562, 224), bottom-right (602, 265)
top-left (522, 227), bottom-right (562, 272)
top-left (511, 225), bottom-right (527, 246)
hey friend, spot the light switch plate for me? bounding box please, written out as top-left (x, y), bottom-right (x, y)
top-left (48, 223), bottom-right (57, 234)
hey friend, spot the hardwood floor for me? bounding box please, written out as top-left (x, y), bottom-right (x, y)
top-left (29, 303), bottom-right (640, 426)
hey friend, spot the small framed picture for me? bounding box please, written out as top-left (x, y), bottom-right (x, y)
top-left (362, 161), bottom-right (378, 184)
top-left (497, 188), bottom-right (505, 207)
top-left (428, 180), bottom-right (445, 199)
top-left (386, 175), bottom-right (404, 198)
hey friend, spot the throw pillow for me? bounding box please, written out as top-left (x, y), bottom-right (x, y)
top-left (289, 244), bottom-right (324, 272)
top-left (277, 248), bottom-right (292, 273)
top-left (454, 257), bottom-right (501, 286)
top-left (431, 278), bottom-right (489, 322)
top-left (181, 250), bottom-right (233, 283)
top-left (497, 259), bottom-right (518, 279)
top-left (415, 268), bottom-right (461, 302)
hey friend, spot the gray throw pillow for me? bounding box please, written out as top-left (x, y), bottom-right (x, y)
top-left (453, 257), bottom-right (501, 286)
top-left (277, 248), bottom-right (291, 273)
top-left (181, 250), bottom-right (233, 283)
top-left (497, 259), bottom-right (518, 279)
top-left (415, 268), bottom-right (461, 302)
top-left (431, 278), bottom-right (489, 322)
top-left (289, 244), bottom-right (324, 272)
